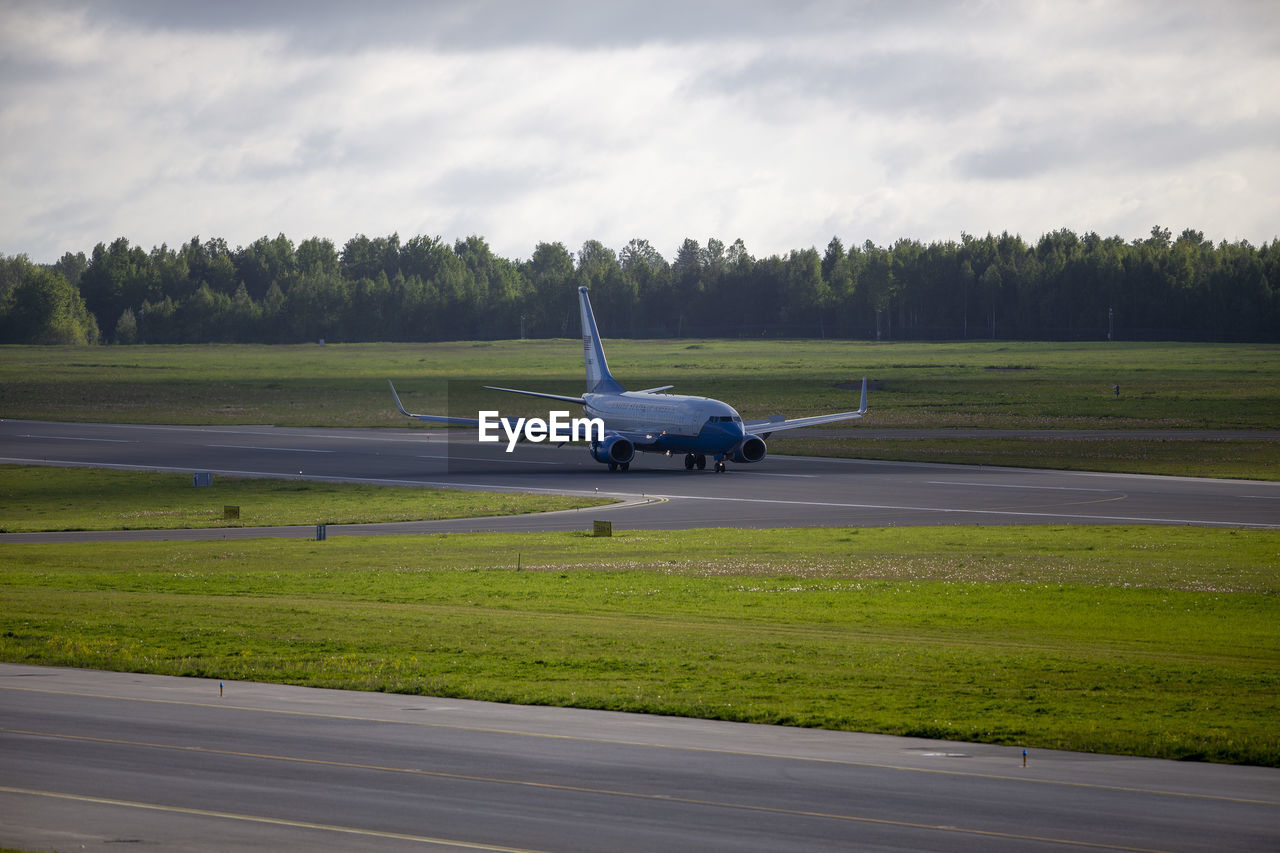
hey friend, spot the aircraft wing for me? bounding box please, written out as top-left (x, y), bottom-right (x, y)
top-left (742, 378), bottom-right (868, 435)
top-left (388, 380), bottom-right (481, 426)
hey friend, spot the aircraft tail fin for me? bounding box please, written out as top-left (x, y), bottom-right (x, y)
top-left (578, 286), bottom-right (625, 394)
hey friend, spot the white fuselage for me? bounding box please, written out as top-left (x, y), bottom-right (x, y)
top-left (583, 391), bottom-right (746, 452)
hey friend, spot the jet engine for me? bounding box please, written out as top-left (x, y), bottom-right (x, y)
top-left (730, 435), bottom-right (767, 464)
top-left (591, 434), bottom-right (635, 465)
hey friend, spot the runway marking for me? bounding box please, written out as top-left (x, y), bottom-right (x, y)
top-left (19, 434), bottom-right (134, 443)
top-left (0, 740), bottom-right (1178, 853)
top-left (0, 459), bottom-right (628, 500)
top-left (417, 453), bottom-right (563, 466)
top-left (806, 453), bottom-right (1280, 486)
top-left (634, 492), bottom-right (1280, 529)
top-left (927, 481), bottom-right (1116, 493)
top-left (0, 785), bottom-right (543, 851)
top-left (3, 695), bottom-right (1271, 807)
top-left (7, 421), bottom-right (439, 443)
top-left (206, 444), bottom-right (334, 453)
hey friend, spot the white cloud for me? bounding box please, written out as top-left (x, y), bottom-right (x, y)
top-left (1, 0), bottom-right (1277, 264)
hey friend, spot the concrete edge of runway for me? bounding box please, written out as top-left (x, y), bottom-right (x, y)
top-left (3, 662), bottom-right (1276, 803)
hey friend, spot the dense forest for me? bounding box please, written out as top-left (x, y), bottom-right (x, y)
top-left (2, 227), bottom-right (1277, 345)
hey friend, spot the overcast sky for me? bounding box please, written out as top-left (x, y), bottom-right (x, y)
top-left (3, 0), bottom-right (1278, 263)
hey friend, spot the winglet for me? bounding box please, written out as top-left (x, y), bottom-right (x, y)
top-left (859, 376), bottom-right (868, 415)
top-left (388, 379), bottom-right (481, 426)
top-left (388, 379), bottom-right (412, 417)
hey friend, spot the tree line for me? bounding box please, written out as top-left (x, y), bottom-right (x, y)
top-left (2, 227), bottom-right (1277, 345)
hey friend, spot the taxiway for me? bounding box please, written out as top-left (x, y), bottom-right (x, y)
top-left (1, 419), bottom-right (1277, 541)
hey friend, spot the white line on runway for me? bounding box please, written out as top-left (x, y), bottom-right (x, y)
top-left (0, 458), bottom-right (625, 499)
top-left (0, 786), bottom-right (538, 852)
top-left (417, 453), bottom-right (562, 466)
top-left (206, 444), bottom-right (333, 453)
top-left (806, 453), bottom-right (1280, 487)
top-left (8, 420), bottom-right (444, 444)
top-left (635, 492), bottom-right (1280, 529)
top-left (927, 481), bottom-right (1115, 492)
top-left (20, 434), bottom-right (133, 443)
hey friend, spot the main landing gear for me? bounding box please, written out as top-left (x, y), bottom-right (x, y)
top-left (683, 453), bottom-right (707, 471)
top-left (683, 453), bottom-right (725, 473)
top-left (607, 461), bottom-right (630, 472)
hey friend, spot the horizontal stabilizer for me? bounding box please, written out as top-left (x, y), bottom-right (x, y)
top-left (483, 385), bottom-right (587, 405)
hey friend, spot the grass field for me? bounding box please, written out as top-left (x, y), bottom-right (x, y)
top-left (0, 465), bottom-right (611, 532)
top-left (2, 526), bottom-right (1276, 766)
top-left (2, 340), bottom-right (1276, 428)
top-left (3, 345), bottom-right (1277, 768)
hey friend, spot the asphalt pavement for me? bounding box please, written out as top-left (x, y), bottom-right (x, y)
top-left (2, 419), bottom-right (1277, 541)
top-left (3, 665), bottom-right (1277, 852)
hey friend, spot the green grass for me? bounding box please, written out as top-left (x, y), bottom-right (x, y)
top-left (0, 465), bottom-right (611, 532)
top-left (2, 340), bottom-right (1277, 429)
top-left (2, 526), bottom-right (1276, 765)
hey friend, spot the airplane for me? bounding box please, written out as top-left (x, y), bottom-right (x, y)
top-left (389, 285), bottom-right (867, 473)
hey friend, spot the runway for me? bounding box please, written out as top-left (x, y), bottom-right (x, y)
top-left (3, 664), bottom-right (1277, 853)
top-left (1, 419), bottom-right (1277, 541)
